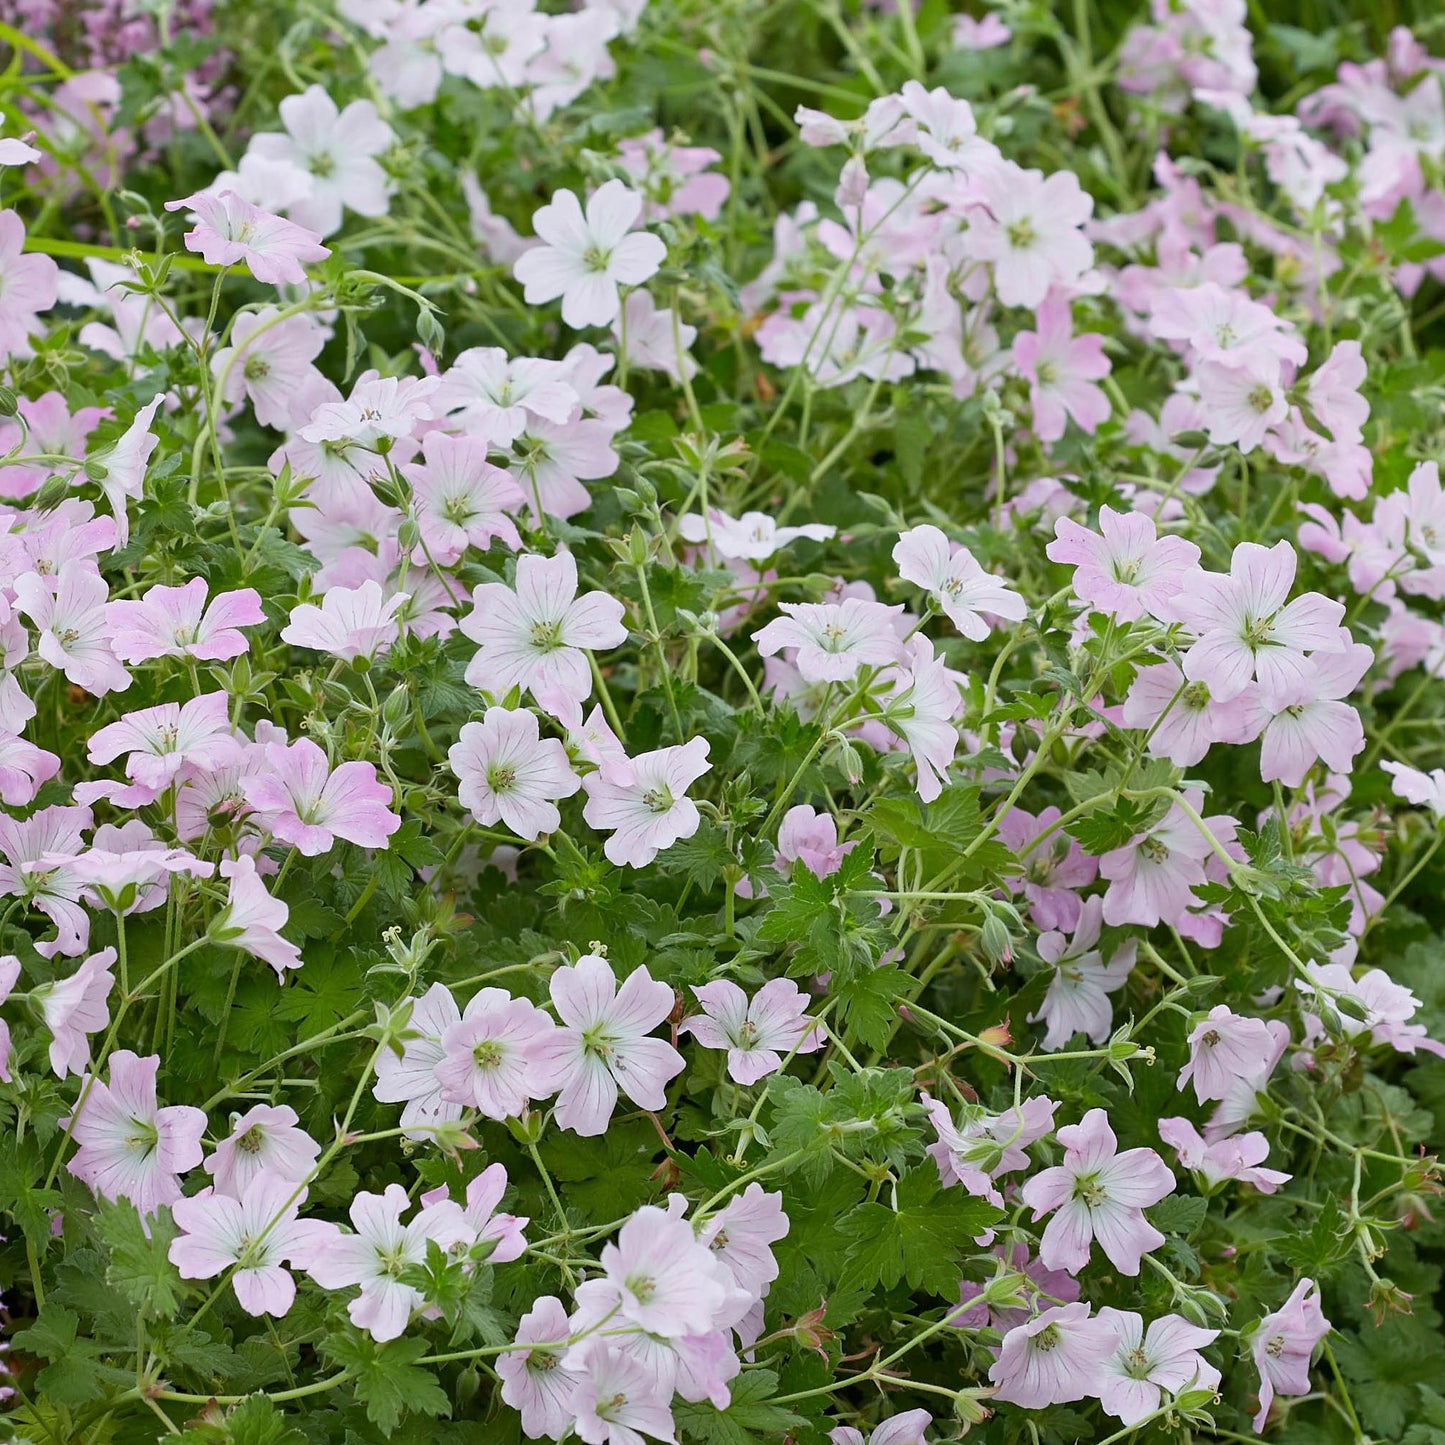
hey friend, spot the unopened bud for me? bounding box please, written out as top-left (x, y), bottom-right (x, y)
top-left (84, 458), bottom-right (110, 483)
top-left (382, 684), bottom-right (411, 731)
top-left (0, 386), bottom-right (17, 417)
top-left (506, 1106), bottom-right (546, 1146)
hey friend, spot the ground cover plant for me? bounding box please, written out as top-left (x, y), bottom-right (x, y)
top-left (3, 0), bottom-right (1445, 1441)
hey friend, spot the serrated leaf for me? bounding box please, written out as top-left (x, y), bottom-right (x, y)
top-left (839, 1168), bottom-right (1001, 1296)
top-left (319, 1332), bottom-right (452, 1433)
top-left (674, 1368), bottom-right (809, 1445)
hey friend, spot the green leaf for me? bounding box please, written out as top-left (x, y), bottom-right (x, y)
top-left (320, 1332), bottom-right (452, 1433)
top-left (674, 1368), bottom-right (809, 1445)
top-left (222, 1395), bottom-right (308, 1445)
top-left (839, 1167), bottom-right (1001, 1296)
top-left (11, 1307), bottom-right (107, 1405)
top-left (833, 964), bottom-right (906, 1051)
top-left (1276, 1194), bottom-right (1354, 1277)
top-left (95, 1199), bottom-right (184, 1319)
top-left (1150, 1194), bottom-right (1208, 1238)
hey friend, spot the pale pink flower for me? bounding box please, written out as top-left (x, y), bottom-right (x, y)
top-left (212, 855), bottom-right (302, 977)
top-left (677, 507), bottom-right (834, 564)
top-left (245, 737), bottom-right (400, 855)
top-left (989, 1302), bottom-right (1117, 1407)
top-left (1012, 298), bottom-right (1111, 442)
top-left (170, 1173), bottom-right (330, 1317)
top-left (299, 370), bottom-right (438, 451)
top-left (1382, 759), bottom-right (1445, 817)
top-left (498, 1295), bottom-right (583, 1439)
top-left (40, 947), bottom-right (115, 1078)
top-left (371, 982), bottom-right (463, 1137)
top-left (422, 1162), bottom-right (528, 1264)
top-left (1148, 283), bottom-right (1305, 370)
top-left (449, 708), bottom-right (580, 841)
top-left (1297, 961), bottom-right (1445, 1059)
top-left (571, 1341), bottom-right (677, 1445)
top-left (1099, 791), bottom-right (1223, 929)
top-left (900, 81), bottom-right (997, 173)
top-left (600, 1202), bottom-right (731, 1337)
top-left (165, 191), bottom-right (330, 283)
top-left (462, 550), bottom-right (627, 728)
top-left (0, 730), bottom-right (60, 806)
top-left (508, 414), bottom-right (620, 521)
top-left (1020, 1107), bottom-right (1174, 1276)
top-left (1121, 659), bottom-right (1255, 767)
top-left (14, 564), bottom-right (131, 696)
top-left (962, 164), bottom-right (1095, 308)
top-left (281, 580), bottom-right (407, 662)
top-left (0, 954), bottom-right (17, 1082)
top-left (87, 692), bottom-right (239, 794)
top-left (1157, 1117), bottom-right (1291, 1193)
top-left (581, 736), bottom-right (712, 867)
top-left (0, 803), bottom-right (94, 957)
top-left (569, 703), bottom-right (633, 785)
top-left (922, 1091), bottom-right (1057, 1206)
top-left (306, 1183), bottom-right (471, 1341)
top-left (1196, 355), bottom-right (1288, 452)
top-left (65, 1049), bottom-right (207, 1216)
top-left (530, 953), bottom-right (684, 1136)
top-left (1096, 1309), bottom-right (1221, 1425)
top-left (617, 129), bottom-right (730, 221)
top-left (88, 394), bottom-right (165, 546)
top-left (401, 432), bottom-right (524, 566)
top-left (245, 85), bottom-right (394, 237)
top-left (698, 1184), bottom-right (790, 1302)
top-left (205, 1103), bottom-right (321, 1198)
top-left (997, 807), bottom-right (1097, 931)
top-left (437, 347), bottom-right (578, 447)
top-left (892, 525), bottom-right (1026, 639)
top-left (776, 805), bottom-right (855, 879)
top-left (513, 181), bottom-right (667, 328)
top-left (681, 979), bottom-right (823, 1084)
top-left (754, 598), bottom-right (903, 682)
top-left (106, 578), bottom-right (265, 663)
top-left (1237, 642), bottom-right (1373, 787)
top-left (1250, 1279), bottom-right (1330, 1432)
top-left (954, 12), bottom-right (1010, 47)
top-left (1030, 897), bottom-right (1136, 1050)
top-left (1180, 1006), bottom-right (1284, 1103)
top-left (435, 986), bottom-right (557, 1119)
top-left (1047, 507), bottom-right (1201, 623)
top-left (0, 209), bottom-right (59, 357)
top-left (882, 635), bottom-right (965, 803)
top-left (613, 290), bottom-right (698, 381)
top-left (831, 1410), bottom-right (933, 1445)
top-left (1306, 340), bottom-right (1369, 444)
top-left (213, 308), bottom-right (327, 429)
top-left (1173, 541), bottom-right (1345, 702)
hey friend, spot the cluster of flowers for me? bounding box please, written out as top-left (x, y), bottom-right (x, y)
top-left (3, 1), bottom-right (1445, 1442)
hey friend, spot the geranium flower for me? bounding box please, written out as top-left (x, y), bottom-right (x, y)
top-left (1020, 1107), bottom-right (1174, 1275)
top-left (1095, 1309), bottom-right (1221, 1425)
top-left (893, 525), bottom-right (1027, 639)
top-left (106, 578), bottom-right (265, 663)
top-left (580, 736), bottom-right (712, 867)
top-left (513, 181), bottom-right (667, 328)
top-left (0, 208), bottom-right (58, 357)
top-left (1047, 507), bottom-right (1201, 623)
top-left (462, 550), bottom-right (627, 727)
top-left (170, 1174), bottom-right (331, 1318)
top-left (39, 947), bottom-right (115, 1078)
top-left (435, 986), bottom-right (557, 1119)
top-left (988, 1302), bottom-right (1117, 1407)
top-left (281, 580), bottom-right (407, 663)
top-left (65, 1049), bottom-right (207, 1217)
top-left (530, 953), bottom-right (684, 1136)
top-left (498, 1295), bottom-right (584, 1439)
top-left (211, 855), bottom-right (301, 977)
top-left (1249, 1279), bottom-right (1330, 1431)
top-left (681, 978), bottom-right (823, 1084)
top-left (244, 738), bottom-right (400, 855)
top-left (450, 707), bottom-right (580, 841)
top-left (400, 432), bottom-right (524, 566)
top-left (305, 1183), bottom-right (471, 1341)
top-left (205, 1103), bottom-right (321, 1198)
top-left (165, 191), bottom-right (330, 284)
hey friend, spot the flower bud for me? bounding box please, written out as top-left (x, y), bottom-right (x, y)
top-left (0, 386), bottom-right (17, 417)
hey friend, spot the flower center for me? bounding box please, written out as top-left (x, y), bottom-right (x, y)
top-left (125, 1115), bottom-right (160, 1160)
top-left (235, 1124), bottom-right (266, 1155)
top-left (1034, 1322), bottom-right (1060, 1352)
top-left (244, 355), bottom-right (271, 382)
top-left (487, 764), bottom-right (517, 795)
top-left (1140, 835), bottom-right (1170, 864)
top-left (1182, 681), bottom-right (1211, 710)
top-left (472, 1038), bottom-right (505, 1070)
top-left (1006, 218), bottom-right (1036, 250)
top-left (583, 245), bottom-right (613, 274)
top-left (641, 784), bottom-right (674, 814)
top-left (1247, 384), bottom-right (1276, 415)
top-left (1072, 1172), bottom-right (1109, 1209)
top-left (529, 619), bottom-right (564, 652)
